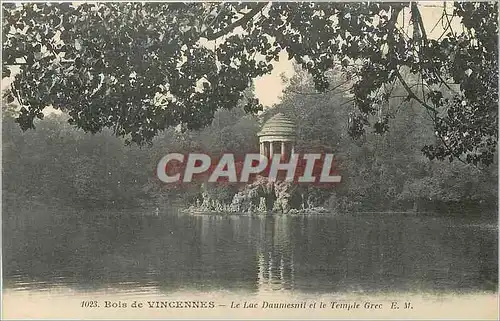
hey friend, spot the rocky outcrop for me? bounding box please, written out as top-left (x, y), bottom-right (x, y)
top-left (229, 176), bottom-right (275, 213)
top-left (196, 185), bottom-right (233, 212)
top-left (184, 176), bottom-right (328, 215)
top-left (225, 176), bottom-right (308, 214)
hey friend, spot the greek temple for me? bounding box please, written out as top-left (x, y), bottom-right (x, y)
top-left (257, 113), bottom-right (296, 161)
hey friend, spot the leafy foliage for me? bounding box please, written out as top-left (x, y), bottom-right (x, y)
top-left (273, 65), bottom-right (497, 212)
top-left (2, 2), bottom-right (498, 165)
top-left (2, 64), bottom-right (497, 213)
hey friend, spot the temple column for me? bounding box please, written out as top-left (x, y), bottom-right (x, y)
top-left (269, 141), bottom-right (274, 157)
top-left (281, 141), bottom-right (286, 160)
top-left (260, 143), bottom-right (264, 156)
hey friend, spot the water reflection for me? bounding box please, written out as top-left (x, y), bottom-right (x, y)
top-left (2, 211), bottom-right (498, 294)
top-left (256, 216), bottom-right (295, 293)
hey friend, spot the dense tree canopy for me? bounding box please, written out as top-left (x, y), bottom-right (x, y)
top-left (2, 2), bottom-right (498, 165)
top-left (3, 66), bottom-right (497, 212)
top-left (274, 66), bottom-right (497, 211)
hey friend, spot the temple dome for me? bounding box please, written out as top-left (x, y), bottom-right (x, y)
top-left (257, 113), bottom-right (296, 141)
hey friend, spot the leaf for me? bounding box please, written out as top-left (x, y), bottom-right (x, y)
top-left (6, 93), bottom-right (15, 104)
top-left (3, 67), bottom-right (11, 78)
top-left (74, 38), bottom-right (82, 51)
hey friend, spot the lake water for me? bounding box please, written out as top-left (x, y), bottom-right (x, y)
top-left (3, 210), bottom-right (498, 295)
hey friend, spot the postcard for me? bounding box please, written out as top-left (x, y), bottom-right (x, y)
top-left (2, 1), bottom-right (498, 320)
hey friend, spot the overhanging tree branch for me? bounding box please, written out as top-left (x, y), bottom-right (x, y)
top-left (386, 6), bottom-right (438, 115)
top-left (287, 78), bottom-right (352, 96)
top-left (202, 2), bottom-right (268, 40)
top-left (394, 70), bottom-right (439, 114)
top-left (386, 5), bottom-right (470, 165)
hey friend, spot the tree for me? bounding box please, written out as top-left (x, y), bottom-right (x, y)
top-left (273, 63), bottom-right (497, 211)
top-left (3, 2), bottom-right (497, 166)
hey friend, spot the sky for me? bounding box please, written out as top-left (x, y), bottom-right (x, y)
top-left (2, 2), bottom-right (458, 113)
